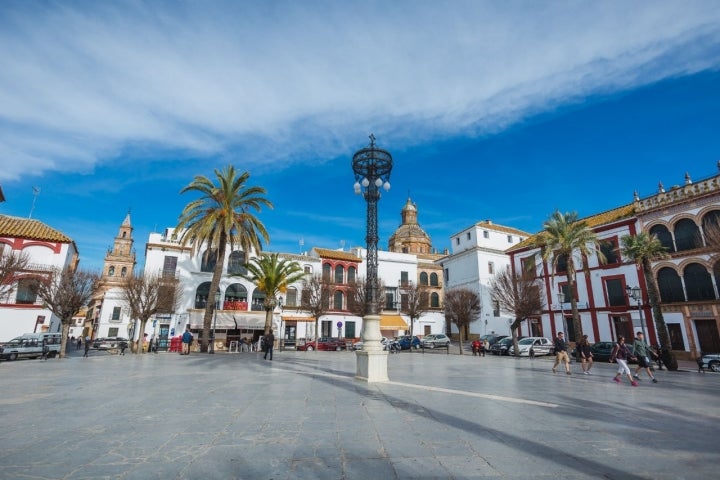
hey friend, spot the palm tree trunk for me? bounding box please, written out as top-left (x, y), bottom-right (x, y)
top-left (567, 266), bottom-right (583, 343)
top-left (203, 238), bottom-right (227, 353)
top-left (264, 308), bottom-right (273, 335)
top-left (642, 258), bottom-right (678, 370)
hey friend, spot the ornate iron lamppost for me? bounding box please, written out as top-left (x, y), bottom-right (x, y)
top-left (626, 285), bottom-right (647, 340)
top-left (352, 134), bottom-right (392, 382)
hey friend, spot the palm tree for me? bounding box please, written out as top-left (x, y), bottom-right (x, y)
top-left (535, 210), bottom-right (605, 343)
top-left (241, 253), bottom-right (305, 334)
top-left (621, 232), bottom-right (678, 370)
top-left (175, 166), bottom-right (272, 352)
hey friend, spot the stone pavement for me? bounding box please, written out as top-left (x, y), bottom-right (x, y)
top-left (0, 348), bottom-right (717, 479)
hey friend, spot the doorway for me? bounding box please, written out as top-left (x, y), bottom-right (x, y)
top-left (612, 315), bottom-right (633, 342)
top-left (694, 319), bottom-right (720, 353)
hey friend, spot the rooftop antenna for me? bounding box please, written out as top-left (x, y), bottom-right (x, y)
top-left (28, 186), bottom-right (40, 219)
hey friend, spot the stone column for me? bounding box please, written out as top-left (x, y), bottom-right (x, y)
top-left (355, 314), bottom-right (388, 382)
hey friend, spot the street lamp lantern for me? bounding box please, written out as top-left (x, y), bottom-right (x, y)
top-left (353, 134), bottom-right (392, 382)
top-left (626, 285), bottom-right (647, 339)
top-left (209, 290), bottom-right (221, 354)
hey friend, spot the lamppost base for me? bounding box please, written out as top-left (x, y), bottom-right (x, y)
top-left (355, 314), bottom-right (388, 382)
top-left (355, 350), bottom-right (389, 383)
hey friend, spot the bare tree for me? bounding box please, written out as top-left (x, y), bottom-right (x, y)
top-left (35, 268), bottom-right (100, 359)
top-left (444, 288), bottom-right (482, 354)
top-left (399, 282), bottom-right (430, 346)
top-left (490, 267), bottom-right (544, 355)
top-left (121, 272), bottom-right (183, 353)
top-left (346, 277), bottom-right (386, 318)
top-left (0, 249), bottom-right (30, 300)
top-left (300, 274), bottom-right (331, 344)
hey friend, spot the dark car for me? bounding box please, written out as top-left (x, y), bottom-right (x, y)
top-left (396, 335), bottom-right (421, 350)
top-left (576, 341), bottom-right (636, 363)
top-left (93, 337), bottom-right (129, 350)
top-left (479, 334), bottom-right (508, 347)
top-left (296, 337), bottom-right (346, 351)
top-left (490, 336), bottom-right (525, 355)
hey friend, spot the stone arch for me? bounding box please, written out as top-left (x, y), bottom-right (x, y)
top-left (430, 272), bottom-right (439, 287)
top-left (648, 224), bottom-right (675, 252)
top-left (201, 248), bottom-right (218, 273)
top-left (195, 282), bottom-right (220, 309)
top-left (684, 263), bottom-right (716, 301)
top-left (225, 283), bottom-right (248, 302)
top-left (657, 267), bottom-right (685, 303)
top-left (419, 272), bottom-right (429, 286)
top-left (673, 218), bottom-right (702, 251)
top-left (334, 290), bottom-right (344, 310)
top-left (251, 287), bottom-right (266, 310)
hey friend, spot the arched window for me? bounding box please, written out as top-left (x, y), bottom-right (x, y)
top-left (334, 290), bottom-right (344, 310)
top-left (419, 272), bottom-right (429, 286)
top-left (195, 282), bottom-right (219, 309)
top-left (348, 266), bottom-right (356, 284)
top-left (227, 251), bottom-right (246, 275)
top-left (649, 225), bottom-right (675, 252)
top-left (120, 267), bottom-right (127, 278)
top-left (430, 273), bottom-right (439, 287)
top-left (334, 265), bottom-right (344, 284)
top-left (701, 210), bottom-right (720, 247)
top-left (122, 231), bottom-right (127, 238)
top-left (251, 288), bottom-right (266, 311)
top-left (674, 219), bottom-right (701, 251)
top-left (322, 263), bottom-right (331, 282)
top-left (201, 248), bottom-right (218, 273)
top-left (108, 266), bottom-right (115, 276)
top-left (684, 263), bottom-right (716, 301)
top-left (225, 283), bottom-right (248, 302)
top-left (430, 292), bottom-right (440, 308)
top-left (657, 268), bottom-right (685, 303)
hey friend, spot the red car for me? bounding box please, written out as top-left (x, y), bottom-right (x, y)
top-left (296, 337), bottom-right (347, 351)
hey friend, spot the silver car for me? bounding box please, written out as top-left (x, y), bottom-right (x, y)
top-left (421, 334), bottom-right (451, 348)
top-left (699, 353), bottom-right (720, 372)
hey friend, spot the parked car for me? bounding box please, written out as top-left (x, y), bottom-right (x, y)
top-left (479, 334), bottom-right (508, 347)
top-left (490, 336), bottom-right (525, 355)
top-left (296, 337), bottom-right (347, 351)
top-left (352, 337), bottom-right (389, 351)
top-left (0, 333), bottom-right (62, 361)
top-left (93, 337), bottom-right (129, 350)
top-left (698, 352), bottom-right (720, 372)
top-left (511, 337), bottom-right (554, 356)
top-left (571, 341), bottom-right (637, 363)
top-left (396, 335), bottom-right (421, 350)
top-left (421, 334), bottom-right (451, 349)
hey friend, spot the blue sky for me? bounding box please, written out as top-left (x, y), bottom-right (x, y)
top-left (1, 1), bottom-right (719, 271)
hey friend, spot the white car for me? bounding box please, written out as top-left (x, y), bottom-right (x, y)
top-left (421, 334), bottom-right (451, 349)
top-left (353, 337), bottom-right (389, 351)
top-left (512, 337), bottom-right (554, 356)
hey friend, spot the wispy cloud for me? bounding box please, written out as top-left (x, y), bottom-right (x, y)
top-left (0, 1), bottom-right (718, 181)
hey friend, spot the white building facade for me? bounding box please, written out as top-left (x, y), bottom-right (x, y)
top-left (438, 221), bottom-right (530, 339)
top-left (0, 215), bottom-right (79, 340)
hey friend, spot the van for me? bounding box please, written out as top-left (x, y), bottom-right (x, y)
top-left (0, 332), bottom-right (62, 361)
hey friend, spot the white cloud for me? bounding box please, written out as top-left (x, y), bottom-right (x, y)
top-left (0, 0), bottom-right (718, 180)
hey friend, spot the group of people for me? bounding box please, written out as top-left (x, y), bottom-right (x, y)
top-left (552, 331), bottom-right (659, 386)
top-left (178, 327), bottom-right (275, 360)
top-left (470, 338), bottom-right (490, 356)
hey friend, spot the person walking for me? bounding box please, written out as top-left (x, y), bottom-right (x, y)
top-left (552, 332), bottom-right (571, 375)
top-left (576, 335), bottom-right (594, 374)
top-left (263, 329), bottom-right (275, 361)
top-left (610, 336), bottom-right (638, 386)
top-left (83, 335), bottom-right (91, 357)
top-left (471, 338), bottom-right (481, 356)
top-left (181, 328), bottom-right (193, 355)
top-left (76, 337), bottom-right (82, 350)
top-left (632, 332), bottom-right (658, 383)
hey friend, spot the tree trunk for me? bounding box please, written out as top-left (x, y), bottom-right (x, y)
top-left (59, 320), bottom-right (71, 359)
top-left (642, 258), bottom-right (678, 370)
top-left (263, 308), bottom-right (273, 335)
top-left (567, 266), bottom-right (583, 343)
top-left (511, 317), bottom-right (522, 356)
top-left (458, 325), bottom-right (464, 355)
top-left (202, 239), bottom-right (227, 353)
top-left (138, 318), bottom-right (148, 354)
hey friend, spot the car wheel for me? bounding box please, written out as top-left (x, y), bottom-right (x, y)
top-left (428, 343), bottom-right (435, 349)
top-left (306, 346), bottom-right (314, 351)
top-left (710, 360), bottom-right (720, 372)
top-left (9, 353), bottom-right (18, 361)
top-left (336, 346), bottom-right (342, 351)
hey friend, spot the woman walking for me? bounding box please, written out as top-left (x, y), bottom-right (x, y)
top-left (576, 335), bottom-right (594, 374)
top-left (610, 336), bottom-right (638, 386)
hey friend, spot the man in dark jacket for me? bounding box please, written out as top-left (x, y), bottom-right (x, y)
top-left (552, 332), bottom-right (571, 375)
top-left (264, 329), bottom-right (275, 361)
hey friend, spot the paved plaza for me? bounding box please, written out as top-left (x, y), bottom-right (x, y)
top-left (0, 347), bottom-right (717, 479)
